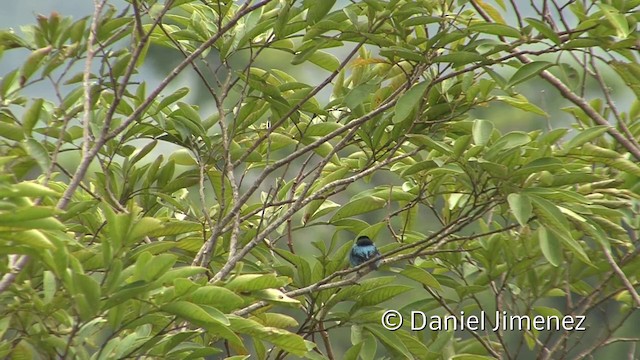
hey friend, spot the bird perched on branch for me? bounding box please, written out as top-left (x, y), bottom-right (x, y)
top-left (349, 236), bottom-right (381, 270)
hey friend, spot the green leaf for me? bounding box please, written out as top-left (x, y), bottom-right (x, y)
top-left (139, 253), bottom-right (177, 282)
top-left (474, 0), bottom-right (506, 24)
top-left (330, 196), bottom-right (386, 222)
top-left (469, 23), bottom-right (521, 38)
top-left (225, 274), bottom-right (290, 292)
top-left (24, 138), bottom-right (51, 172)
top-left (189, 286), bottom-right (244, 312)
top-left (0, 121), bottom-right (24, 141)
top-left (406, 134), bottom-right (452, 154)
top-left (392, 81), bottom-right (428, 124)
top-left (507, 193), bottom-right (532, 226)
top-left (365, 325), bottom-right (414, 359)
top-left (0, 182), bottom-right (60, 198)
top-left (22, 98), bottom-right (44, 137)
top-left (129, 217), bottom-right (163, 242)
top-left (42, 270), bottom-right (56, 304)
top-left (530, 195), bottom-right (571, 234)
top-left (507, 61), bottom-right (554, 88)
top-left (0, 216), bottom-right (64, 230)
top-left (156, 267), bottom-right (207, 285)
top-left (303, 122), bottom-right (343, 136)
top-left (229, 316), bottom-right (312, 356)
top-left (531, 196), bottom-right (590, 264)
top-left (20, 46), bottom-right (52, 82)
top-left (513, 157), bottom-right (563, 177)
top-left (533, 306), bottom-right (564, 319)
top-left (609, 158), bottom-right (640, 177)
top-left (73, 273), bottom-right (101, 318)
top-left (343, 342), bottom-right (364, 360)
top-left (0, 206), bottom-right (56, 222)
top-left (345, 83), bottom-right (376, 110)
top-left (306, 0), bottom-right (337, 25)
top-left (162, 301), bottom-right (229, 326)
top-left (308, 50), bottom-right (340, 72)
top-left (450, 355), bottom-right (497, 360)
top-left (169, 149), bottom-right (196, 166)
top-left (400, 265), bottom-right (442, 289)
top-left (598, 3), bottom-right (630, 38)
top-left (327, 276), bottom-right (396, 306)
top-left (525, 18), bottom-right (561, 44)
top-left (562, 125), bottom-right (610, 151)
top-left (146, 220), bottom-right (201, 237)
top-left (304, 199), bottom-right (340, 223)
top-left (538, 227), bottom-right (562, 267)
top-left (432, 52), bottom-right (486, 67)
top-left (0, 229), bottom-right (54, 249)
top-left (610, 61), bottom-right (640, 99)
top-left (400, 160), bottom-right (438, 177)
top-left (253, 288), bottom-right (301, 304)
top-left (356, 285), bottom-right (412, 306)
top-left (496, 95), bottom-right (548, 116)
top-left (472, 119), bottom-right (493, 146)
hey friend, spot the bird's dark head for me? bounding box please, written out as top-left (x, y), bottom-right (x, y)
top-left (356, 236), bottom-right (373, 246)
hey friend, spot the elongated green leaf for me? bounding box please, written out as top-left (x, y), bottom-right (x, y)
top-left (472, 119), bottom-right (493, 146)
top-left (306, 0), bottom-right (336, 25)
top-left (229, 316), bottom-right (311, 356)
top-left (400, 265), bottom-right (441, 289)
top-left (507, 193), bottom-right (532, 226)
top-left (24, 138), bottom-right (51, 172)
top-left (343, 342), bottom-right (364, 360)
top-left (432, 52), bottom-right (486, 66)
top-left (356, 285), bottom-right (412, 306)
top-left (327, 276), bottom-right (396, 306)
top-left (140, 254), bottom-right (177, 282)
top-left (146, 220), bottom-right (201, 237)
top-left (474, 0), bottom-right (505, 23)
top-left (610, 61), bottom-right (640, 99)
top-left (507, 61), bottom-right (554, 88)
top-left (189, 286), bottom-right (244, 312)
top-left (21, 46), bottom-right (52, 82)
top-left (156, 267), bottom-right (207, 285)
top-left (330, 196), bottom-right (386, 222)
top-left (162, 301), bottom-right (229, 325)
top-left (562, 125), bottom-right (610, 151)
top-left (598, 3), bottom-right (630, 38)
top-left (513, 157), bottom-right (563, 177)
top-left (406, 134), bottom-right (452, 154)
top-left (392, 81), bottom-right (428, 124)
top-left (401, 160), bottom-right (438, 177)
top-left (309, 50), bottom-right (340, 72)
top-left (129, 217), bottom-right (163, 242)
top-left (531, 196), bottom-right (590, 264)
top-left (365, 325), bottom-right (414, 359)
top-left (538, 227), bottom-right (562, 266)
top-left (469, 23), bottom-right (521, 38)
top-left (0, 206), bottom-right (56, 222)
top-left (525, 18), bottom-right (560, 44)
top-left (345, 83), bottom-right (376, 110)
top-left (0, 229), bottom-right (54, 249)
top-left (0, 122), bottom-right (24, 141)
top-left (225, 274), bottom-right (290, 292)
top-left (22, 98), bottom-right (44, 137)
top-left (496, 95), bottom-right (548, 116)
top-left (450, 355), bottom-right (496, 360)
top-left (530, 195), bottom-right (571, 235)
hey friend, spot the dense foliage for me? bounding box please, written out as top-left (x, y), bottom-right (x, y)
top-left (1, 0), bottom-right (640, 358)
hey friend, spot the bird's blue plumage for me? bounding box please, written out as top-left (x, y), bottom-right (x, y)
top-left (350, 236), bottom-right (381, 269)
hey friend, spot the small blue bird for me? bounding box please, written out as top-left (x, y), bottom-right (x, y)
top-left (349, 236), bottom-right (381, 269)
